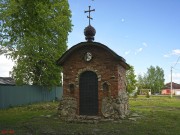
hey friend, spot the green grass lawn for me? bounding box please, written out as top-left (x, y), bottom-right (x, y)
top-left (0, 96), bottom-right (180, 135)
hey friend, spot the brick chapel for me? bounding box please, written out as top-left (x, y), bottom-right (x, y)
top-left (57, 6), bottom-right (130, 119)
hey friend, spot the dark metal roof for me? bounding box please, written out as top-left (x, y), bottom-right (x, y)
top-left (57, 42), bottom-right (130, 69)
top-left (0, 77), bottom-right (15, 85)
top-left (164, 82), bottom-right (180, 89)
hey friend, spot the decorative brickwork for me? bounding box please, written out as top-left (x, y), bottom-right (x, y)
top-left (57, 42), bottom-right (130, 119)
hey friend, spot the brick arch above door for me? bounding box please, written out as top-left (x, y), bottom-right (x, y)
top-left (75, 67), bottom-right (101, 88)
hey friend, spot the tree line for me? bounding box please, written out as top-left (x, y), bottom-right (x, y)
top-left (126, 65), bottom-right (165, 94)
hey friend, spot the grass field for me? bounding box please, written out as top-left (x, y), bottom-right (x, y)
top-left (0, 96), bottom-right (180, 135)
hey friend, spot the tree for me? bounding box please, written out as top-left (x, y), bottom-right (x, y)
top-left (137, 66), bottom-right (165, 94)
top-left (146, 91), bottom-right (150, 98)
top-left (126, 65), bottom-right (137, 94)
top-left (0, 45), bottom-right (8, 55)
top-left (0, 0), bottom-right (72, 87)
top-left (146, 66), bottom-right (165, 94)
top-left (137, 74), bottom-right (147, 90)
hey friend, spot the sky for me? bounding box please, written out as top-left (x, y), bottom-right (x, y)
top-left (0, 0), bottom-right (180, 84)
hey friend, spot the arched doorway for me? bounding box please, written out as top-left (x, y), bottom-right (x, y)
top-left (79, 71), bottom-right (98, 115)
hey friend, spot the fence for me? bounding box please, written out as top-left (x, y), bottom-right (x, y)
top-left (0, 85), bottom-right (63, 109)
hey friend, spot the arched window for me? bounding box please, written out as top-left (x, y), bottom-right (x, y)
top-left (102, 82), bottom-right (109, 91)
top-left (69, 83), bottom-right (75, 93)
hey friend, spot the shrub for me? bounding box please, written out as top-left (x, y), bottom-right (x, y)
top-left (146, 92), bottom-right (150, 98)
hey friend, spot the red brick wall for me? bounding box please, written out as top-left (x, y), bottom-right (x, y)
top-left (62, 44), bottom-right (126, 115)
top-left (118, 65), bottom-right (127, 96)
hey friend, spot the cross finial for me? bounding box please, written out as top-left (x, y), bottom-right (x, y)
top-left (84, 6), bottom-right (95, 25)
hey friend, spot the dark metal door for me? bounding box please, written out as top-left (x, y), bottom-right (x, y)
top-left (79, 71), bottom-right (98, 115)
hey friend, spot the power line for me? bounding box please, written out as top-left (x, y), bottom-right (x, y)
top-left (173, 67), bottom-right (180, 71)
top-left (170, 55), bottom-right (180, 98)
top-left (173, 55), bottom-right (180, 68)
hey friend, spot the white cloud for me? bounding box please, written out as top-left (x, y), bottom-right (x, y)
top-left (163, 54), bottom-right (170, 58)
top-left (172, 73), bottom-right (180, 78)
top-left (167, 72), bottom-right (180, 83)
top-left (125, 50), bottom-right (131, 55)
top-left (172, 73), bottom-right (180, 83)
top-left (134, 42), bottom-right (148, 55)
top-left (164, 49), bottom-right (180, 58)
top-left (138, 48), bottom-right (143, 52)
top-left (121, 18), bottom-right (125, 22)
top-left (142, 42), bottom-right (148, 47)
top-left (172, 49), bottom-right (180, 55)
top-left (135, 48), bottom-right (143, 55)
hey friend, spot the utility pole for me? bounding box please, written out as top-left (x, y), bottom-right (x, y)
top-left (170, 66), bottom-right (173, 98)
top-left (170, 56), bottom-right (180, 98)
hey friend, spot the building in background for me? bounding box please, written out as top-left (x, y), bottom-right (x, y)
top-left (161, 82), bottom-right (180, 95)
top-left (0, 77), bottom-right (15, 86)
